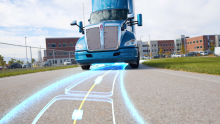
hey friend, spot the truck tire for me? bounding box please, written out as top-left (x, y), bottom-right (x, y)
top-left (129, 51), bottom-right (139, 68)
top-left (81, 65), bottom-right (90, 70)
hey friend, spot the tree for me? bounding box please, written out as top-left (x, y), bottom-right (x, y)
top-left (17, 60), bottom-right (24, 64)
top-left (0, 55), bottom-right (6, 68)
top-left (8, 58), bottom-right (16, 65)
top-left (32, 58), bottom-right (35, 63)
top-left (159, 46), bottom-right (163, 57)
top-left (180, 44), bottom-right (186, 54)
top-left (143, 54), bottom-right (147, 56)
top-left (203, 48), bottom-right (205, 52)
top-left (210, 41), bottom-right (215, 53)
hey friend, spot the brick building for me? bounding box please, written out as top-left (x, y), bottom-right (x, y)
top-left (185, 35), bottom-right (217, 52)
top-left (138, 40), bottom-right (175, 58)
top-left (158, 40), bottom-right (175, 53)
top-left (43, 37), bottom-right (79, 65)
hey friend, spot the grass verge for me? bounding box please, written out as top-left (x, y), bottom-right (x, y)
top-left (0, 65), bottom-right (78, 78)
top-left (142, 57), bottom-right (220, 76)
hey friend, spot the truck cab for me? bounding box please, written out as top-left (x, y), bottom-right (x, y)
top-left (71, 0), bottom-right (142, 70)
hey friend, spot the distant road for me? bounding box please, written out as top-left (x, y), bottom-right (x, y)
top-left (0, 62), bottom-right (220, 124)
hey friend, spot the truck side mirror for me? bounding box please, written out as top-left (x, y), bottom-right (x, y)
top-left (79, 21), bottom-right (84, 34)
top-left (137, 14), bottom-right (142, 26)
top-left (70, 20), bottom-right (77, 26)
top-left (127, 13), bottom-right (134, 19)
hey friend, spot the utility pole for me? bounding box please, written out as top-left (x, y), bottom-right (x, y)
top-left (25, 37), bottom-right (27, 61)
top-left (30, 47), bottom-right (33, 70)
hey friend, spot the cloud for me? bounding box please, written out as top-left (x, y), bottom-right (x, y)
top-left (0, 0), bottom-right (220, 60)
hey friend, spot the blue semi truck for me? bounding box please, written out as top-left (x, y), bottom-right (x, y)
top-left (71, 0), bottom-right (142, 70)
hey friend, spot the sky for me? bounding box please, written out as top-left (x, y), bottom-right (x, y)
top-left (0, 0), bottom-right (220, 62)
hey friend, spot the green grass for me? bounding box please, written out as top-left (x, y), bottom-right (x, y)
top-left (142, 57), bottom-right (220, 76)
top-left (0, 65), bottom-right (78, 78)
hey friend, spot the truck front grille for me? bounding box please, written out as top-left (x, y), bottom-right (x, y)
top-left (104, 26), bottom-right (118, 49)
top-left (86, 27), bottom-right (101, 50)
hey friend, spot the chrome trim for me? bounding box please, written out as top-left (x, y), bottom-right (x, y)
top-left (85, 22), bottom-right (122, 52)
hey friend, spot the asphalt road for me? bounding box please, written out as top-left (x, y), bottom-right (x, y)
top-left (0, 61), bottom-right (220, 124)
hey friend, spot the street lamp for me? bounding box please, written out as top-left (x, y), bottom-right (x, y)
top-left (140, 35), bottom-right (143, 41)
top-left (148, 35), bottom-right (151, 59)
top-left (25, 37), bottom-right (28, 63)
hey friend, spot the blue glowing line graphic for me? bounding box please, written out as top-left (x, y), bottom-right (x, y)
top-left (119, 64), bottom-right (147, 124)
top-left (32, 65), bottom-right (120, 124)
top-left (0, 65), bottom-right (113, 124)
top-left (0, 63), bottom-right (147, 124)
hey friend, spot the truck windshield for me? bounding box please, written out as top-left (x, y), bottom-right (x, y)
top-left (90, 9), bottom-right (128, 24)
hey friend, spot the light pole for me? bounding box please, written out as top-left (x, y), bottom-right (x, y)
top-left (148, 35), bottom-right (151, 59)
top-left (25, 37), bottom-right (28, 63)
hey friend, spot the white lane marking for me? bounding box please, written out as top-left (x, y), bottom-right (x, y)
top-left (72, 110), bottom-right (83, 120)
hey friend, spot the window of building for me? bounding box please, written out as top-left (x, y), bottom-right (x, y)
top-left (158, 44), bottom-right (160, 46)
top-left (193, 41), bottom-right (195, 44)
top-left (143, 45), bottom-right (147, 47)
top-left (70, 52), bottom-right (73, 55)
top-left (196, 40), bottom-right (198, 43)
top-left (60, 59), bottom-right (62, 64)
top-left (59, 52), bottom-right (62, 55)
top-left (48, 44), bottom-right (50, 47)
top-left (169, 44), bottom-right (171, 46)
top-left (152, 44), bottom-right (153, 47)
top-left (204, 39), bottom-right (206, 42)
top-left (143, 50), bottom-right (147, 52)
top-left (73, 51), bottom-right (75, 55)
top-left (200, 40), bottom-right (202, 43)
top-left (51, 43), bottom-right (56, 47)
top-left (54, 52), bottom-right (57, 56)
top-left (205, 45), bottom-right (206, 48)
top-left (49, 52), bottom-right (52, 56)
top-left (63, 43), bottom-right (68, 47)
top-left (172, 49), bottom-right (174, 51)
top-left (70, 43), bottom-right (74, 47)
top-left (59, 43), bottom-right (61, 47)
top-left (166, 44), bottom-right (167, 46)
top-left (149, 50), bottom-right (150, 52)
top-left (177, 49), bottom-right (179, 51)
top-left (154, 44), bottom-right (156, 47)
top-left (172, 44), bottom-right (174, 46)
top-left (200, 46), bottom-right (202, 48)
top-left (52, 60), bottom-right (57, 64)
top-left (170, 49), bottom-right (171, 51)
top-left (219, 44), bottom-right (220, 47)
top-left (163, 49), bottom-right (165, 51)
top-left (197, 46), bottom-right (199, 49)
top-left (219, 39), bottom-right (220, 41)
top-left (155, 49), bottom-right (156, 52)
top-left (166, 49), bottom-right (168, 51)
top-left (190, 41), bottom-right (192, 44)
top-left (161, 44), bottom-right (163, 46)
top-left (63, 51), bottom-right (68, 55)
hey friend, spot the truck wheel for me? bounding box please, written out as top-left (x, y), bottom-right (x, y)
top-left (81, 65), bottom-right (90, 70)
top-left (129, 51), bottom-right (139, 68)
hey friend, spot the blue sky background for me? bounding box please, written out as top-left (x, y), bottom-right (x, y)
top-left (0, 0), bottom-right (220, 62)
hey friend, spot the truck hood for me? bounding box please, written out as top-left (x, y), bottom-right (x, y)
top-left (85, 20), bottom-right (125, 28)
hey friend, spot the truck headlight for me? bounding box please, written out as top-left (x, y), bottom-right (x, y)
top-left (75, 44), bottom-right (84, 50)
top-left (124, 39), bottom-right (136, 46)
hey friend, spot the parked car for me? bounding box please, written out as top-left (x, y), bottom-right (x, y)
top-left (153, 55), bottom-right (160, 58)
top-left (43, 61), bottom-right (52, 66)
top-left (142, 56), bottom-right (150, 59)
top-left (22, 63), bottom-right (31, 68)
top-left (171, 54), bottom-right (181, 58)
top-left (9, 63), bottom-right (22, 69)
top-left (64, 60), bottom-right (71, 65)
top-left (199, 51), bottom-right (208, 55)
top-left (188, 52), bottom-right (197, 56)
